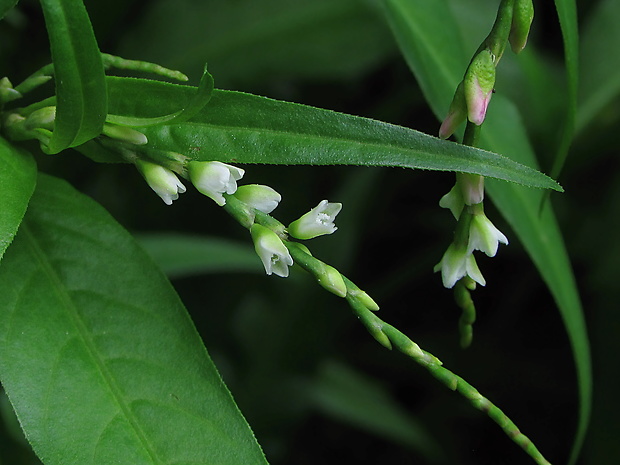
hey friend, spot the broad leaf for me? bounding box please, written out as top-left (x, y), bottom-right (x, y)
top-left (0, 174), bottom-right (268, 465)
top-left (137, 232), bottom-right (262, 279)
top-left (99, 77), bottom-right (561, 191)
top-left (39, 0), bottom-right (107, 153)
top-left (0, 136), bottom-right (36, 262)
top-left (380, 0), bottom-right (591, 462)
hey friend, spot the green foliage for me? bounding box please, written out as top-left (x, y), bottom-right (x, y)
top-left (0, 174), bottom-right (268, 465)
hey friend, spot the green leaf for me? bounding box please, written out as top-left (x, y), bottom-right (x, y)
top-left (0, 0), bottom-right (19, 19)
top-left (118, 0), bottom-right (394, 88)
top-left (39, 0), bottom-right (107, 153)
top-left (577, 0), bottom-right (620, 132)
top-left (0, 137), bottom-right (36, 262)
top-left (310, 361), bottom-right (443, 461)
top-left (549, 0), bottom-right (579, 179)
top-left (102, 77), bottom-right (561, 191)
top-left (106, 66), bottom-right (214, 127)
top-left (0, 174), bottom-right (268, 465)
top-left (380, 0), bottom-right (591, 462)
top-left (136, 232), bottom-right (262, 279)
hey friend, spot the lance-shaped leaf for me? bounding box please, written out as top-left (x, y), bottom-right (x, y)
top-left (0, 174), bottom-right (269, 465)
top-left (100, 76), bottom-right (561, 191)
top-left (0, 137), bottom-right (36, 262)
top-left (40, 0), bottom-right (107, 153)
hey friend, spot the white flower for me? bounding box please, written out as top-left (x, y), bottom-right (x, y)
top-left (288, 200), bottom-right (342, 240)
top-left (187, 161), bottom-right (244, 206)
top-left (439, 184), bottom-right (464, 220)
top-left (251, 224), bottom-right (294, 278)
top-left (234, 184), bottom-right (281, 213)
top-left (434, 243), bottom-right (486, 289)
top-left (135, 159), bottom-right (186, 205)
top-left (468, 212), bottom-right (508, 257)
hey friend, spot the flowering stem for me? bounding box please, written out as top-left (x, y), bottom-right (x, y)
top-left (219, 181), bottom-right (547, 464)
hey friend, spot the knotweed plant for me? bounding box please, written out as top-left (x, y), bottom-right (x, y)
top-left (0, 1), bottom-right (593, 465)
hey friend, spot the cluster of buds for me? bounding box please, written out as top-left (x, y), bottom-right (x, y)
top-left (439, 0), bottom-right (533, 139)
top-left (133, 147), bottom-right (344, 287)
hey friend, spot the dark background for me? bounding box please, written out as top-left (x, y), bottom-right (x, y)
top-left (1, 0), bottom-right (617, 464)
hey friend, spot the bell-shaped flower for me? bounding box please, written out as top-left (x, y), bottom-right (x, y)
top-left (434, 243), bottom-right (486, 289)
top-left (439, 184), bottom-right (465, 220)
top-left (135, 159), bottom-right (186, 205)
top-left (464, 50), bottom-right (496, 126)
top-left (234, 184), bottom-right (281, 214)
top-left (188, 160), bottom-right (244, 206)
top-left (439, 82), bottom-right (467, 139)
top-left (251, 224), bottom-right (294, 278)
top-left (288, 200), bottom-right (342, 240)
top-left (468, 212), bottom-right (509, 257)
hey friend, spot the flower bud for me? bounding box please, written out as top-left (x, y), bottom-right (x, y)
top-left (24, 106), bottom-right (56, 131)
top-left (135, 159), bottom-right (186, 205)
top-left (439, 82), bottom-right (467, 139)
top-left (510, 0), bottom-right (534, 53)
top-left (464, 50), bottom-right (496, 126)
top-left (288, 200), bottom-right (342, 240)
top-left (0, 77), bottom-right (21, 103)
top-left (188, 161), bottom-right (244, 206)
top-left (250, 224), bottom-right (294, 278)
top-left (102, 123), bottom-right (148, 145)
top-left (234, 184), bottom-right (281, 214)
top-left (457, 172), bottom-right (484, 206)
top-left (316, 264), bottom-right (347, 298)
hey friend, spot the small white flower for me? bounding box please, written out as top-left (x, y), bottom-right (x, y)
top-left (439, 184), bottom-right (464, 220)
top-left (434, 243), bottom-right (486, 289)
top-left (251, 224), bottom-right (294, 278)
top-left (468, 212), bottom-right (508, 257)
top-left (234, 184), bottom-right (281, 213)
top-left (188, 161), bottom-right (245, 206)
top-left (135, 159), bottom-right (186, 205)
top-left (288, 200), bottom-right (342, 240)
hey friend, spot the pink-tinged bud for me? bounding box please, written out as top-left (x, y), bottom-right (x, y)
top-left (510, 0), bottom-right (534, 53)
top-left (439, 82), bottom-right (467, 139)
top-left (464, 50), bottom-right (496, 126)
top-left (457, 172), bottom-right (484, 205)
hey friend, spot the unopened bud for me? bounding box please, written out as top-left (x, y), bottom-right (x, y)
top-left (102, 123), bottom-right (148, 145)
top-left (316, 264), bottom-right (347, 298)
top-left (510, 0), bottom-right (534, 53)
top-left (464, 50), bottom-right (496, 126)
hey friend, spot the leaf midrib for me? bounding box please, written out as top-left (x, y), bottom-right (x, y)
top-left (21, 222), bottom-right (164, 465)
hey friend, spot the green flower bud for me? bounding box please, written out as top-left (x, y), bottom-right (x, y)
top-left (464, 50), bottom-right (496, 126)
top-left (316, 264), bottom-right (347, 298)
top-left (102, 123), bottom-right (148, 145)
top-left (510, 0), bottom-right (534, 53)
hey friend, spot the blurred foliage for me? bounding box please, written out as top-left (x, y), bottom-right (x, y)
top-left (1, 0), bottom-right (618, 464)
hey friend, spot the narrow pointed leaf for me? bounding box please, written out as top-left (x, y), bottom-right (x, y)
top-left (101, 77), bottom-right (561, 191)
top-left (106, 66), bottom-right (214, 127)
top-left (577, 0), bottom-right (620, 132)
top-left (550, 0), bottom-right (579, 179)
top-left (0, 174), bottom-right (268, 465)
top-left (40, 0), bottom-right (107, 153)
top-left (0, 137), bottom-right (36, 262)
top-left (380, 0), bottom-right (590, 462)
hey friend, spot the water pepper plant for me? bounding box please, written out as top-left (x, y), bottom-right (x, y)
top-left (0, 0), bottom-right (599, 464)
